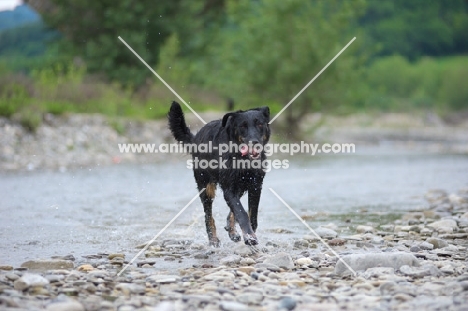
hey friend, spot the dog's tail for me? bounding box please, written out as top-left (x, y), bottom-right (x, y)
top-left (168, 101), bottom-right (194, 144)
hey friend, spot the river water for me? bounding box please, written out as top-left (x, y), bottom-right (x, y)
top-left (1, 145), bottom-right (467, 267)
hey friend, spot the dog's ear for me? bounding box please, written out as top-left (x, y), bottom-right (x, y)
top-left (222, 112), bottom-right (236, 127)
top-left (256, 106), bottom-right (270, 121)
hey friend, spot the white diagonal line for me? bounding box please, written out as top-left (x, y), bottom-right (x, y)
top-left (269, 188), bottom-right (357, 276)
top-left (117, 188), bottom-right (205, 276)
top-left (269, 37), bottom-right (356, 124)
top-left (118, 36), bottom-right (207, 125)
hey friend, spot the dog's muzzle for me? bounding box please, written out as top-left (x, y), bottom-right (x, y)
top-left (240, 143), bottom-right (262, 160)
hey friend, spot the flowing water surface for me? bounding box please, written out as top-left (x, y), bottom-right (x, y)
top-left (1, 146), bottom-right (468, 268)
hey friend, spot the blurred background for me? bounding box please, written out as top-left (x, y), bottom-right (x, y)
top-left (1, 0), bottom-right (467, 134)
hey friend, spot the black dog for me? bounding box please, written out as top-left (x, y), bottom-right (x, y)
top-left (168, 101), bottom-right (271, 246)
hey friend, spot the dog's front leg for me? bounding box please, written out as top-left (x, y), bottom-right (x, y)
top-left (223, 191), bottom-right (258, 245)
top-left (248, 187), bottom-right (262, 232)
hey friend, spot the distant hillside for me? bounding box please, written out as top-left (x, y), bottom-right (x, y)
top-left (0, 4), bottom-right (40, 31)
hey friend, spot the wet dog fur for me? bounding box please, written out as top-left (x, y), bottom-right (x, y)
top-left (168, 101), bottom-right (271, 246)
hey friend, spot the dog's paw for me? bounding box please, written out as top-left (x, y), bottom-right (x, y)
top-left (243, 234), bottom-right (258, 246)
top-left (229, 232), bottom-right (241, 242)
top-left (209, 238), bottom-right (221, 247)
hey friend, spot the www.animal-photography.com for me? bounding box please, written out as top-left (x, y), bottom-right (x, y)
top-left (1, 1), bottom-right (468, 310)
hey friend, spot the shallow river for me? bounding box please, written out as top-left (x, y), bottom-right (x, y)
top-left (1, 145), bottom-right (468, 267)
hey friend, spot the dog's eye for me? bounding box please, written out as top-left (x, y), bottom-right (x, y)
top-left (241, 122), bottom-right (248, 128)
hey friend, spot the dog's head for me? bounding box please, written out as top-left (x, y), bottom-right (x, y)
top-left (222, 106), bottom-right (271, 160)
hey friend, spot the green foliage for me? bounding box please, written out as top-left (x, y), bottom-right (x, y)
top-left (361, 0), bottom-right (468, 60)
top-left (361, 55), bottom-right (468, 112)
top-left (26, 0), bottom-right (225, 86)
top-left (203, 0), bottom-right (366, 127)
top-left (17, 105), bottom-right (43, 132)
top-left (0, 77), bottom-right (31, 117)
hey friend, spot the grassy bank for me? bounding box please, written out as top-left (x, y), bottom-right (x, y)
top-left (0, 55), bottom-right (467, 132)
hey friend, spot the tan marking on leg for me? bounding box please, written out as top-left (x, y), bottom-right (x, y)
top-left (206, 183), bottom-right (216, 199)
top-left (228, 212), bottom-right (236, 229)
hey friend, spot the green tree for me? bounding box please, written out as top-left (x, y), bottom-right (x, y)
top-left (25, 0), bottom-right (227, 86)
top-left (361, 0), bottom-right (468, 60)
top-left (203, 0), bottom-right (366, 135)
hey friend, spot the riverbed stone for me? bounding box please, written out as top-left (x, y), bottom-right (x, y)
top-left (220, 301), bottom-right (250, 311)
top-left (314, 227), bottom-right (338, 239)
top-left (14, 273), bottom-right (49, 291)
top-left (427, 219), bottom-right (458, 231)
top-left (335, 252), bottom-right (419, 275)
top-left (21, 259), bottom-right (74, 270)
top-left (146, 275), bottom-right (180, 284)
top-left (399, 264), bottom-right (441, 277)
top-left (46, 300), bottom-right (85, 311)
top-left (362, 267), bottom-right (395, 279)
top-left (356, 225), bottom-right (375, 234)
top-left (263, 252), bottom-right (294, 270)
top-left (220, 255), bottom-right (242, 266)
top-left (426, 237), bottom-right (449, 249)
top-left (278, 297), bottom-right (297, 310)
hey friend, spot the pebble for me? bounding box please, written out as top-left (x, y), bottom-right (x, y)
top-left (77, 264), bottom-right (94, 272)
top-left (234, 244), bottom-right (256, 256)
top-left (220, 301), bottom-right (250, 311)
top-left (426, 237), bottom-right (449, 249)
top-left (399, 264), bottom-right (441, 277)
top-left (295, 257), bottom-right (313, 266)
top-left (0, 265), bottom-right (13, 271)
top-left (237, 267), bottom-right (255, 275)
top-left (108, 253), bottom-right (125, 260)
top-left (14, 273), bottom-right (49, 291)
top-left (427, 219), bottom-right (458, 231)
top-left (146, 274), bottom-right (180, 284)
top-left (46, 301), bottom-right (85, 311)
top-left (239, 258), bottom-right (256, 266)
top-left (356, 225), bottom-right (375, 234)
top-left (237, 292), bottom-right (263, 305)
top-left (328, 238), bottom-right (346, 246)
top-left (220, 255), bottom-right (242, 266)
top-left (418, 241), bottom-right (434, 250)
top-left (362, 267), bottom-right (394, 279)
top-left (314, 227), bottom-right (338, 239)
top-left (263, 252), bottom-right (294, 270)
top-left (278, 297), bottom-right (297, 310)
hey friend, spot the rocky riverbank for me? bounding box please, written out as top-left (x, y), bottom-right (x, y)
top-left (1, 111), bottom-right (468, 171)
top-left (1, 188), bottom-right (467, 310)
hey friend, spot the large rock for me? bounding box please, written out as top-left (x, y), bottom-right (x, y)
top-left (263, 252), bottom-right (294, 270)
top-left (21, 260), bottom-right (74, 270)
top-left (14, 273), bottom-right (49, 291)
top-left (335, 252), bottom-right (419, 275)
